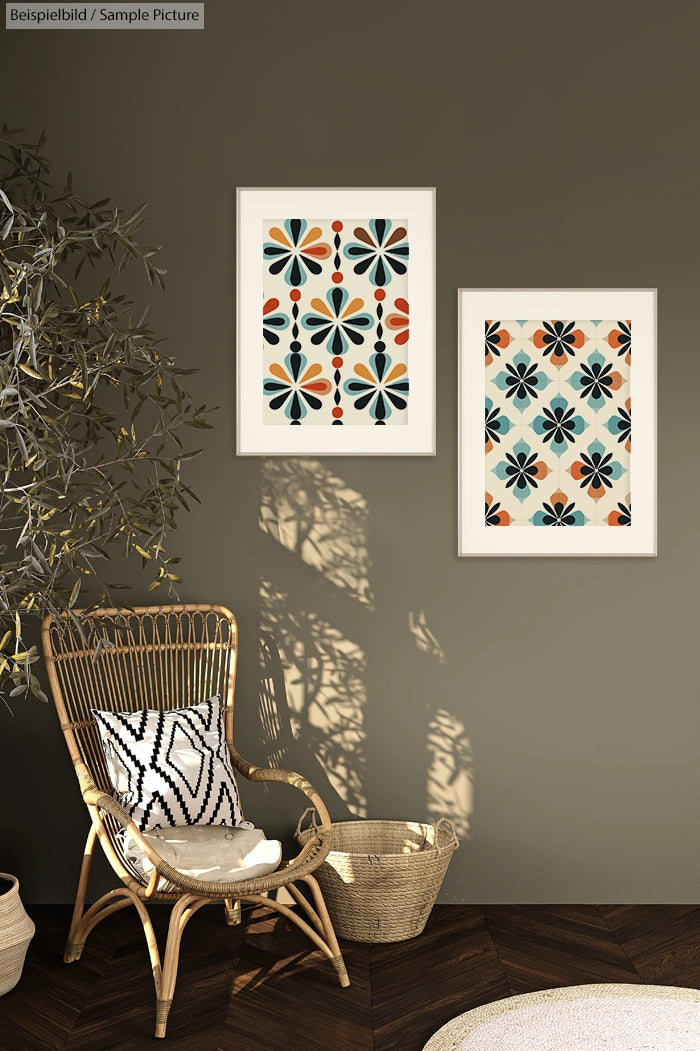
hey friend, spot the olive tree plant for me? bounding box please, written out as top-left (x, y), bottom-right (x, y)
top-left (0, 129), bottom-right (211, 701)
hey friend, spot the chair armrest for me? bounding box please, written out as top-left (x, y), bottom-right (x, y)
top-left (82, 786), bottom-right (171, 885)
top-left (227, 744), bottom-right (332, 833)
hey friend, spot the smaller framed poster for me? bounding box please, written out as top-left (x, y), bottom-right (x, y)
top-left (458, 288), bottom-right (656, 557)
top-left (237, 187), bottom-right (435, 456)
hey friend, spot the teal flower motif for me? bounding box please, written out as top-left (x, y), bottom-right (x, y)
top-left (532, 395), bottom-right (587, 456)
top-left (301, 287), bottom-right (374, 356)
top-left (569, 349), bottom-right (624, 412)
top-left (494, 350), bottom-right (550, 411)
top-left (492, 438), bottom-right (550, 503)
top-left (485, 396), bottom-right (512, 452)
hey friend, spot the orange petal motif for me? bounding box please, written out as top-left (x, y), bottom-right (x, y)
top-left (549, 351), bottom-right (568, 368)
top-left (533, 328), bottom-right (547, 348)
top-left (570, 328), bottom-right (585, 349)
top-left (384, 362), bottom-right (408, 384)
top-left (303, 242), bottom-right (332, 259)
top-left (608, 371), bottom-right (623, 391)
top-left (353, 362), bottom-right (376, 383)
top-left (486, 437), bottom-right (493, 454)
top-left (310, 297), bottom-right (333, 318)
top-left (550, 490), bottom-right (568, 506)
top-left (300, 362), bottom-right (323, 382)
top-left (494, 510), bottom-right (511, 526)
top-left (608, 509), bottom-right (626, 525)
top-left (394, 330), bottom-right (409, 346)
top-left (394, 298), bottom-right (409, 315)
top-left (269, 362), bottom-right (291, 383)
top-left (588, 482), bottom-right (606, 501)
top-left (263, 298), bottom-right (280, 316)
top-left (300, 226), bottom-right (323, 249)
top-left (268, 227), bottom-right (291, 248)
top-left (302, 379), bottom-right (332, 395)
top-left (532, 461), bottom-right (550, 479)
top-left (570, 461), bottom-right (586, 480)
top-left (342, 298), bottom-right (364, 318)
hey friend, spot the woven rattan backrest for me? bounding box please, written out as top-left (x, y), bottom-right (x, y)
top-left (42, 605), bottom-right (238, 794)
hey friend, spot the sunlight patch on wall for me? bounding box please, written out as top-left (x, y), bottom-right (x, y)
top-left (259, 458), bottom-right (374, 608)
top-left (409, 608), bottom-right (447, 664)
top-left (426, 708), bottom-right (473, 839)
top-left (260, 578), bottom-right (368, 817)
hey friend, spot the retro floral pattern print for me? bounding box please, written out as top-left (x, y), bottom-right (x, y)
top-left (485, 321), bottom-right (631, 526)
top-left (263, 218), bottom-right (410, 425)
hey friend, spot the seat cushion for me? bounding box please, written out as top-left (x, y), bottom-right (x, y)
top-left (122, 824), bottom-right (282, 884)
top-left (92, 696), bottom-right (243, 832)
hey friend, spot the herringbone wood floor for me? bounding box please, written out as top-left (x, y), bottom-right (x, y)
top-left (2, 904), bottom-right (700, 1050)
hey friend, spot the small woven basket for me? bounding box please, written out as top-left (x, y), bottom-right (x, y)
top-left (295, 811), bottom-right (458, 943)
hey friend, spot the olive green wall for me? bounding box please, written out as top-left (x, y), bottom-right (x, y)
top-left (2, 0), bottom-right (699, 904)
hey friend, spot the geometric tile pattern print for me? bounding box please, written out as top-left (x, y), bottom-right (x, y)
top-left (485, 320), bottom-right (632, 527)
top-left (262, 218), bottom-right (409, 425)
top-left (92, 697), bottom-right (244, 832)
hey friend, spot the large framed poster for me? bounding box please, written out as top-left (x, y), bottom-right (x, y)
top-left (459, 288), bottom-right (656, 557)
top-left (237, 187), bottom-right (435, 456)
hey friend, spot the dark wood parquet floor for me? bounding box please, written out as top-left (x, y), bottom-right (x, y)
top-left (2, 903), bottom-right (700, 1050)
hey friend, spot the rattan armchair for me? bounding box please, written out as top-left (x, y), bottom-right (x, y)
top-left (41, 604), bottom-right (348, 1038)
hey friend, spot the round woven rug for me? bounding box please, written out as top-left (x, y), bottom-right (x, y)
top-left (423, 984), bottom-right (700, 1050)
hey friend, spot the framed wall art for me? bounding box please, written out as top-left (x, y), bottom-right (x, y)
top-left (458, 288), bottom-right (656, 557)
top-left (237, 187), bottom-right (435, 456)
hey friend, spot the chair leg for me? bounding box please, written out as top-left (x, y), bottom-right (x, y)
top-left (64, 823), bottom-right (98, 962)
top-left (224, 898), bottom-right (241, 926)
top-left (155, 895), bottom-right (208, 1039)
top-left (300, 875), bottom-right (349, 988)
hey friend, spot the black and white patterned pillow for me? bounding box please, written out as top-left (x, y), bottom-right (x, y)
top-left (92, 696), bottom-right (243, 832)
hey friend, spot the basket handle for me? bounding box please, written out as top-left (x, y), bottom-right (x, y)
top-left (294, 806), bottom-right (320, 841)
top-left (434, 817), bottom-right (459, 850)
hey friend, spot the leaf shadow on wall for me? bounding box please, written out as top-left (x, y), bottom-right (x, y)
top-left (256, 457), bottom-right (473, 842)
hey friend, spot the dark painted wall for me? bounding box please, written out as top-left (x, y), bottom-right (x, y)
top-left (2, 0), bottom-right (699, 903)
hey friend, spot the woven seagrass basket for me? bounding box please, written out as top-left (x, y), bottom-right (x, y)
top-left (295, 811), bottom-right (458, 943)
top-left (0, 873), bottom-right (34, 997)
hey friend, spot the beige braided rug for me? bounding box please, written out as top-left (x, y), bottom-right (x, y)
top-left (424, 984), bottom-right (700, 1050)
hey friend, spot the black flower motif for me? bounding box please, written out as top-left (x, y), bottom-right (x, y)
top-left (504, 450), bottom-right (539, 492)
top-left (503, 360), bottom-right (541, 402)
top-left (538, 402), bottom-right (578, 447)
top-left (577, 359), bottom-right (615, 403)
top-left (541, 499), bottom-right (578, 525)
top-left (485, 321), bottom-right (510, 363)
top-left (485, 397), bottom-right (512, 451)
top-left (614, 405), bottom-right (631, 445)
top-left (534, 320), bottom-right (584, 362)
top-left (612, 501), bottom-right (631, 525)
top-left (576, 449), bottom-right (615, 492)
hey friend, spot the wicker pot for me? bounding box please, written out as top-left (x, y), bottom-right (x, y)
top-left (296, 813), bottom-right (458, 943)
top-left (0, 874), bottom-right (34, 996)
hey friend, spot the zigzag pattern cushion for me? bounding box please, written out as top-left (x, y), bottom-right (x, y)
top-left (92, 696), bottom-right (243, 832)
